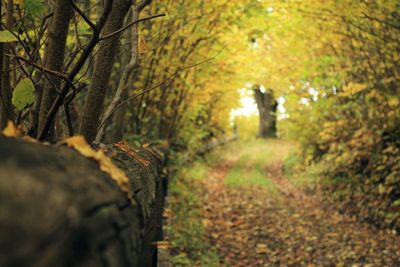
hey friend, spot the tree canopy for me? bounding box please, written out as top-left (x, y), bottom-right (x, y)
top-left (1, 0), bottom-right (400, 231)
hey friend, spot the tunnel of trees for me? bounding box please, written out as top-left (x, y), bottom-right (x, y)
top-left (1, 0), bottom-right (400, 265)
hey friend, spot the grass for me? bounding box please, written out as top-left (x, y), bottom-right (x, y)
top-left (169, 153), bottom-right (222, 266)
top-left (168, 138), bottom-right (298, 266)
top-left (225, 139), bottom-right (296, 194)
top-left (224, 154), bottom-right (277, 191)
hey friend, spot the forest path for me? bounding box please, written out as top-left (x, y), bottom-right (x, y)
top-left (201, 140), bottom-right (400, 266)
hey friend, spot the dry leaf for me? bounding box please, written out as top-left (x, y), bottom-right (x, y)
top-left (153, 241), bottom-right (169, 250)
top-left (2, 121), bottom-right (23, 137)
top-left (138, 34), bottom-right (149, 53)
top-left (256, 244), bottom-right (268, 254)
top-left (64, 136), bottom-right (133, 199)
top-left (113, 140), bottom-right (150, 167)
top-left (211, 233), bottom-right (219, 239)
top-left (202, 219), bottom-right (212, 227)
top-left (163, 208), bottom-right (173, 219)
top-left (142, 146), bottom-right (163, 161)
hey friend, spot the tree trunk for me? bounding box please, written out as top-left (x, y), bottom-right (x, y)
top-left (0, 0), bottom-right (15, 129)
top-left (95, 5), bottom-right (140, 143)
top-left (79, 0), bottom-right (131, 143)
top-left (37, 0), bottom-right (73, 140)
top-left (253, 85), bottom-right (277, 138)
top-left (0, 2), bottom-right (5, 129)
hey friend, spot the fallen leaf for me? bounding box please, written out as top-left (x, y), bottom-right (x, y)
top-left (2, 121), bottom-right (23, 137)
top-left (163, 208), bottom-right (173, 219)
top-left (256, 244), bottom-right (268, 254)
top-left (113, 140), bottom-right (150, 167)
top-left (211, 233), bottom-right (220, 239)
top-left (64, 136), bottom-right (133, 199)
top-left (153, 241), bottom-right (170, 249)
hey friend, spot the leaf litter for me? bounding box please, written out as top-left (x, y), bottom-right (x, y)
top-left (199, 145), bottom-right (400, 266)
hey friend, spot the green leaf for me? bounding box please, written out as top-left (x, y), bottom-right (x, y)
top-left (24, 0), bottom-right (44, 16)
top-left (0, 30), bottom-right (18, 42)
top-left (12, 78), bottom-right (35, 111)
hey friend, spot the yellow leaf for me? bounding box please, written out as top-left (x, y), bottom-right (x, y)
top-left (339, 82), bottom-right (367, 96)
top-left (163, 208), bottom-right (173, 219)
top-left (64, 136), bottom-right (133, 199)
top-left (2, 121), bottom-right (23, 137)
top-left (153, 241), bottom-right (169, 250)
top-left (256, 244), bottom-right (268, 254)
top-left (138, 34), bottom-right (148, 54)
top-left (378, 184), bottom-right (386, 194)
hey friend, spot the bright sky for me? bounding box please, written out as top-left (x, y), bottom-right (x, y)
top-left (231, 95), bottom-right (258, 117)
top-left (230, 86), bottom-right (288, 120)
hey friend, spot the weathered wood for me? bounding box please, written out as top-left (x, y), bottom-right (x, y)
top-left (253, 86), bottom-right (277, 138)
top-left (0, 136), bottom-right (167, 267)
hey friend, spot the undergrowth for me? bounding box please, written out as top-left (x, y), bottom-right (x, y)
top-left (168, 153), bottom-right (221, 266)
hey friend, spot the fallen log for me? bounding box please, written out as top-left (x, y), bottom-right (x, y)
top-left (0, 136), bottom-right (167, 267)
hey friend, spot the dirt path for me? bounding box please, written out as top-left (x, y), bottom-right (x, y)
top-left (201, 141), bottom-right (400, 266)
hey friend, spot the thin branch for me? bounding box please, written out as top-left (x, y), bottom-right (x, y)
top-left (97, 47), bottom-right (225, 131)
top-left (95, 5), bottom-right (141, 142)
top-left (65, 83), bottom-right (86, 105)
top-left (99, 14), bottom-right (165, 41)
top-left (37, 0), bottom-right (113, 141)
top-left (0, 23), bottom-right (32, 60)
top-left (69, 0), bottom-right (96, 30)
top-left (13, 55), bottom-right (68, 80)
top-left (137, 0), bottom-right (152, 12)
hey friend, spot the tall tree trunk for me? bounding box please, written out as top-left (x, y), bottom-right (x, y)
top-left (253, 85), bottom-right (277, 138)
top-left (0, 2), bottom-right (5, 129)
top-left (95, 5), bottom-right (140, 143)
top-left (79, 0), bottom-right (131, 143)
top-left (37, 0), bottom-right (73, 140)
top-left (0, 0), bottom-right (15, 129)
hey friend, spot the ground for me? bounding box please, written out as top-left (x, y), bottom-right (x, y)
top-left (169, 140), bottom-right (400, 266)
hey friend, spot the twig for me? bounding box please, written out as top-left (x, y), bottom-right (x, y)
top-left (69, 0), bottom-right (96, 30)
top-left (37, 0), bottom-right (113, 141)
top-left (13, 55), bottom-right (68, 80)
top-left (99, 14), bottom-right (165, 41)
top-left (97, 47), bottom-right (225, 131)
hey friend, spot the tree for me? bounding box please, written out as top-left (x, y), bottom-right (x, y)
top-left (0, 0), bottom-right (14, 130)
top-left (253, 85), bottom-right (277, 138)
top-left (36, 0), bottom-right (73, 140)
top-left (79, 0), bottom-right (133, 143)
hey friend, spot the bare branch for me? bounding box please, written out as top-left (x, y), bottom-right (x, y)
top-left (137, 0), bottom-right (151, 12)
top-left (69, 0), bottom-right (96, 30)
top-left (13, 55), bottom-right (68, 80)
top-left (99, 14), bottom-right (165, 41)
top-left (97, 47), bottom-right (225, 131)
top-left (37, 0), bottom-right (114, 141)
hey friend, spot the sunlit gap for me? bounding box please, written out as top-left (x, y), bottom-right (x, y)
top-left (230, 85), bottom-right (288, 124)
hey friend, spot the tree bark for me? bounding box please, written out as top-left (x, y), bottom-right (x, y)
top-left (0, 0), bottom-right (15, 129)
top-left (253, 85), bottom-right (277, 138)
top-left (79, 0), bottom-right (132, 143)
top-left (37, 0), bottom-right (73, 140)
top-left (0, 136), bottom-right (167, 267)
top-left (0, 2), bottom-right (5, 129)
top-left (95, 5), bottom-right (140, 143)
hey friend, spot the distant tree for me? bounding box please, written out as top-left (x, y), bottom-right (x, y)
top-left (253, 85), bottom-right (277, 138)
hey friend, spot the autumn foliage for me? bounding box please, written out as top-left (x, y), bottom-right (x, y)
top-left (1, 0), bottom-right (400, 233)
